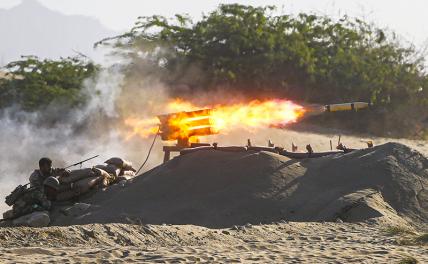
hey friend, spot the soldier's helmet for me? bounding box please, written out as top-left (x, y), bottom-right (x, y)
top-left (43, 176), bottom-right (60, 191)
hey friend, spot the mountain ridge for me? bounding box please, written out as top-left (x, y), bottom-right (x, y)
top-left (0, 0), bottom-right (117, 65)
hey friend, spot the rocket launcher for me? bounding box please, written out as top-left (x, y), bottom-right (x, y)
top-left (157, 109), bottom-right (218, 143)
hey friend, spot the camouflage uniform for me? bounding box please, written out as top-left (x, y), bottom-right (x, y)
top-left (29, 168), bottom-right (63, 190)
top-left (11, 188), bottom-right (51, 219)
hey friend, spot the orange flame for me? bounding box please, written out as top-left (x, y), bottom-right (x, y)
top-left (124, 117), bottom-right (160, 139)
top-left (124, 99), bottom-right (306, 140)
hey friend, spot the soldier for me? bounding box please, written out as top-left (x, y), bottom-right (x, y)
top-left (3, 176), bottom-right (60, 222)
top-left (29, 157), bottom-right (69, 190)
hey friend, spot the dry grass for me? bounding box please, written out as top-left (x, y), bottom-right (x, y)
top-left (414, 233), bottom-right (428, 245)
top-left (383, 226), bottom-right (415, 236)
top-left (382, 226), bottom-right (428, 246)
top-left (398, 256), bottom-right (418, 264)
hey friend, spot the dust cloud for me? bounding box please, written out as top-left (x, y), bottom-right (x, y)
top-left (0, 58), bottom-right (165, 214)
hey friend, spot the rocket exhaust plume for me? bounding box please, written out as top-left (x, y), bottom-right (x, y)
top-left (123, 99), bottom-right (370, 142)
top-left (124, 99), bottom-right (306, 140)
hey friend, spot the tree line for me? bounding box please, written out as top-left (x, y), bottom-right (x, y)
top-left (2, 4), bottom-right (427, 137)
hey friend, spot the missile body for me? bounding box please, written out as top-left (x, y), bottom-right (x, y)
top-left (324, 102), bottom-right (370, 112)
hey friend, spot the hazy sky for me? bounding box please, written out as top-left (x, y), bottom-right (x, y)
top-left (1, 0), bottom-right (427, 47)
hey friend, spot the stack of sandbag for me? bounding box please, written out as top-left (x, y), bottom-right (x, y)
top-left (57, 167), bottom-right (111, 201)
top-left (102, 157), bottom-right (136, 181)
top-left (93, 164), bottom-right (121, 183)
top-left (56, 157), bottom-right (136, 202)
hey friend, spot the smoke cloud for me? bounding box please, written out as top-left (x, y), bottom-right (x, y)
top-left (0, 56), bottom-right (166, 214)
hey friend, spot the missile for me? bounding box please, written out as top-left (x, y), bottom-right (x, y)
top-left (303, 102), bottom-right (371, 117)
top-left (324, 102), bottom-right (371, 112)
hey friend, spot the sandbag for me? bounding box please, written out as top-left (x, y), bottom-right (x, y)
top-left (121, 170), bottom-right (136, 177)
top-left (56, 189), bottom-right (78, 202)
top-left (74, 175), bottom-right (104, 194)
top-left (12, 211), bottom-right (50, 227)
top-left (58, 182), bottom-right (72, 193)
top-left (92, 168), bottom-right (115, 186)
top-left (97, 169), bottom-right (117, 187)
top-left (56, 175), bottom-right (104, 201)
top-left (117, 175), bottom-right (133, 182)
top-left (94, 164), bottom-right (121, 177)
top-left (59, 168), bottom-right (97, 184)
top-left (105, 157), bottom-right (134, 171)
top-left (126, 166), bottom-right (137, 172)
top-left (2, 209), bottom-right (14, 220)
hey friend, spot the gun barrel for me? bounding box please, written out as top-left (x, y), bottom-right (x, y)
top-left (65, 155), bottom-right (99, 169)
top-left (324, 102), bottom-right (370, 112)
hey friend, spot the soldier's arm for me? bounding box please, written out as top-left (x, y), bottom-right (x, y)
top-left (29, 171), bottom-right (42, 188)
top-left (53, 168), bottom-right (70, 177)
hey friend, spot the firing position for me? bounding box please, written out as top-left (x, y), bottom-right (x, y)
top-left (29, 157), bottom-right (69, 190)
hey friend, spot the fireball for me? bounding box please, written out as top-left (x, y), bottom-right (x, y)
top-left (124, 99), bottom-right (306, 140)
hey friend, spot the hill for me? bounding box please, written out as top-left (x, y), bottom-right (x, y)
top-left (0, 0), bottom-right (115, 65)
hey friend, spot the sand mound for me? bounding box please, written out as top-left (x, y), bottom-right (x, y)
top-left (51, 142), bottom-right (428, 228)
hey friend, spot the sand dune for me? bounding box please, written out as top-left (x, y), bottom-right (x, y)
top-left (0, 222), bottom-right (426, 263)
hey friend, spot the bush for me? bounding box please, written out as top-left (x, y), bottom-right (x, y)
top-left (98, 4), bottom-right (428, 138)
top-left (0, 56), bottom-right (98, 112)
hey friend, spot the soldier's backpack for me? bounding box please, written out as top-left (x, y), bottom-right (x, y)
top-left (5, 183), bottom-right (32, 206)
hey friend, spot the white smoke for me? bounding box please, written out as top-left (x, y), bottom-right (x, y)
top-left (0, 56), bottom-right (164, 214)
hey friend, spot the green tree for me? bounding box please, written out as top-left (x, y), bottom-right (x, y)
top-left (98, 4), bottom-right (428, 137)
top-left (0, 56), bottom-right (98, 111)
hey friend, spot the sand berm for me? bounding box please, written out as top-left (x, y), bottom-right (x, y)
top-left (49, 142), bottom-right (428, 229)
top-left (1, 142), bottom-right (428, 263)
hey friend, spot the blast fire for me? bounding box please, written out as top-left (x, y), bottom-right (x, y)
top-left (124, 99), bottom-right (307, 140)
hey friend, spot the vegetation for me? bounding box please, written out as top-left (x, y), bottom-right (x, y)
top-left (99, 4), bottom-right (428, 137)
top-left (384, 227), bottom-right (428, 246)
top-left (0, 56), bottom-right (97, 112)
top-left (414, 233), bottom-right (428, 245)
top-left (383, 225), bottom-right (415, 236)
top-left (398, 256), bottom-right (418, 264)
top-left (2, 4), bottom-right (428, 137)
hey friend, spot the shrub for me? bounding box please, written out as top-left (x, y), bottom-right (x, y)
top-left (0, 56), bottom-right (98, 112)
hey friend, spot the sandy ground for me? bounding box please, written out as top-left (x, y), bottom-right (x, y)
top-left (0, 222), bottom-right (426, 263)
